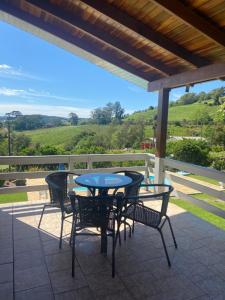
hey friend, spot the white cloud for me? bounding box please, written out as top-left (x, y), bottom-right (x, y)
top-left (0, 86), bottom-right (86, 103)
top-left (0, 103), bottom-right (92, 118)
top-left (0, 64), bottom-right (44, 81)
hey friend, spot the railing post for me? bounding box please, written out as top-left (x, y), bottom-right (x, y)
top-left (154, 157), bottom-right (165, 184)
top-left (68, 156), bottom-right (74, 192)
top-left (145, 157), bottom-right (150, 191)
top-left (86, 156), bottom-right (93, 195)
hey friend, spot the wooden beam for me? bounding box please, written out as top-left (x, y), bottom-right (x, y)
top-left (26, 0), bottom-right (172, 76)
top-left (81, 0), bottom-right (209, 67)
top-left (152, 0), bottom-right (225, 48)
top-left (0, 2), bottom-right (155, 82)
top-left (156, 88), bottom-right (169, 158)
top-left (148, 63), bottom-right (225, 91)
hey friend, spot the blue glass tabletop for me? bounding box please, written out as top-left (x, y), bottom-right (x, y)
top-left (75, 173), bottom-right (132, 189)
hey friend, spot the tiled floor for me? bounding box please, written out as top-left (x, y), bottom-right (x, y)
top-left (1, 199), bottom-right (225, 300)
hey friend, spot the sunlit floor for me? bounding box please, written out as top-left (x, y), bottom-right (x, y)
top-left (1, 198), bottom-right (225, 300)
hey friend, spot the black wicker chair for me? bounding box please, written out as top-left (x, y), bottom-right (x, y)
top-left (38, 171), bottom-right (79, 248)
top-left (122, 184), bottom-right (177, 267)
top-left (113, 171), bottom-right (144, 238)
top-left (70, 193), bottom-right (124, 278)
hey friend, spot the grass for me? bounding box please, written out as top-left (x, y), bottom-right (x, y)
top-left (171, 197), bottom-right (225, 231)
top-left (126, 103), bottom-right (217, 123)
top-left (187, 174), bottom-right (219, 186)
top-left (0, 192), bottom-right (28, 204)
top-left (24, 125), bottom-right (86, 146)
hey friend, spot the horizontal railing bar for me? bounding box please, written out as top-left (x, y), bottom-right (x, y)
top-left (164, 158), bottom-right (225, 182)
top-left (0, 166), bottom-right (146, 180)
top-left (174, 191), bottom-right (225, 219)
top-left (0, 153), bottom-right (149, 165)
top-left (168, 172), bottom-right (225, 201)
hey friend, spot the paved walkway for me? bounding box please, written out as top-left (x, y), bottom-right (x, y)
top-left (1, 199), bottom-right (225, 299)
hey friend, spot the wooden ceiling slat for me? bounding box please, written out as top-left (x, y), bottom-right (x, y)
top-left (26, 0), bottom-right (173, 76)
top-left (80, 0), bottom-right (209, 67)
top-left (152, 0), bottom-right (225, 48)
top-left (0, 1), bottom-right (155, 82)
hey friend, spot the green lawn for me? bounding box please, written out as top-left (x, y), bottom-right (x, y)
top-left (187, 174), bottom-right (219, 186)
top-left (0, 192), bottom-right (28, 204)
top-left (171, 197), bottom-right (225, 231)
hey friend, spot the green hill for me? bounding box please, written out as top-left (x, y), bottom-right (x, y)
top-left (24, 125), bottom-right (90, 146)
top-left (126, 102), bottom-right (217, 122)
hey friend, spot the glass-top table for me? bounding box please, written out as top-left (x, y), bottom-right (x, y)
top-left (75, 172), bottom-right (132, 190)
top-left (75, 173), bottom-right (133, 254)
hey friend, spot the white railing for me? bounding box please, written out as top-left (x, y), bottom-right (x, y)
top-left (0, 153), bottom-right (224, 209)
top-left (164, 158), bottom-right (225, 204)
top-left (0, 153), bottom-right (155, 194)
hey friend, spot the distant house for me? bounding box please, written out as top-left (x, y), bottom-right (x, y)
top-left (141, 138), bottom-right (155, 149)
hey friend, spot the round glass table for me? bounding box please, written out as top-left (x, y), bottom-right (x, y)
top-left (75, 173), bottom-right (133, 254)
top-left (75, 172), bottom-right (132, 191)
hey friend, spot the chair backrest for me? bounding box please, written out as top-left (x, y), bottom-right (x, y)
top-left (115, 171), bottom-right (144, 199)
top-left (75, 195), bottom-right (115, 228)
top-left (45, 171), bottom-right (76, 212)
top-left (135, 184), bottom-right (174, 218)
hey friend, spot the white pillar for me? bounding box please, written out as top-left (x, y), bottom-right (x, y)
top-left (154, 156), bottom-right (164, 184)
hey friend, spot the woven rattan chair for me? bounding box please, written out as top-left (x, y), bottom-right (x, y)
top-left (70, 193), bottom-right (124, 278)
top-left (38, 171), bottom-right (79, 248)
top-left (122, 184), bottom-right (177, 267)
top-left (113, 171), bottom-right (144, 238)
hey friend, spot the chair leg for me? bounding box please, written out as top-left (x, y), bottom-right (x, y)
top-left (112, 230), bottom-right (116, 278)
top-left (70, 216), bottom-right (75, 246)
top-left (158, 228), bottom-right (171, 267)
top-left (59, 214), bottom-right (64, 249)
top-left (72, 225), bottom-right (76, 277)
top-left (38, 204), bottom-right (47, 229)
top-left (124, 222), bottom-right (126, 241)
top-left (166, 216), bottom-right (178, 249)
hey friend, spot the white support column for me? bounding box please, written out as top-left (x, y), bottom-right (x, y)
top-left (154, 157), bottom-right (165, 184)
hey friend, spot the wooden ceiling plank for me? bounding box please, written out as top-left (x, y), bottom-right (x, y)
top-left (148, 63), bottom-right (225, 91)
top-left (26, 0), bottom-right (172, 76)
top-left (152, 0), bottom-right (225, 48)
top-left (80, 0), bottom-right (209, 67)
top-left (0, 1), bottom-right (154, 82)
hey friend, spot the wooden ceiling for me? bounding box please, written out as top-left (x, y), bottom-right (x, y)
top-left (0, 0), bottom-right (225, 89)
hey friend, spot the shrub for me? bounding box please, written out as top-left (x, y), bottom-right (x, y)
top-left (167, 139), bottom-right (210, 166)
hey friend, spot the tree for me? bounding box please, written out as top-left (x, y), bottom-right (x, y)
top-left (214, 103), bottom-right (225, 124)
top-left (207, 87), bottom-right (225, 105)
top-left (69, 112), bottom-right (79, 125)
top-left (167, 139), bottom-right (210, 166)
top-left (5, 111), bottom-right (22, 155)
top-left (91, 102), bottom-right (125, 125)
top-left (113, 101), bottom-right (124, 123)
top-left (13, 134), bottom-right (31, 154)
top-left (178, 93), bottom-right (197, 105)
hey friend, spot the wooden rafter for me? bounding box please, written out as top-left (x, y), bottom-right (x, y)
top-left (26, 0), bottom-right (172, 76)
top-left (152, 0), bottom-right (225, 48)
top-left (0, 1), bottom-right (155, 82)
top-left (81, 0), bottom-right (209, 67)
top-left (148, 63), bottom-right (225, 91)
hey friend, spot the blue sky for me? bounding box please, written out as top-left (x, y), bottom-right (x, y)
top-left (0, 20), bottom-right (223, 118)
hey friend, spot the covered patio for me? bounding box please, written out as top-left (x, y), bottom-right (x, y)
top-left (0, 0), bottom-right (225, 299)
top-left (2, 197), bottom-right (225, 300)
